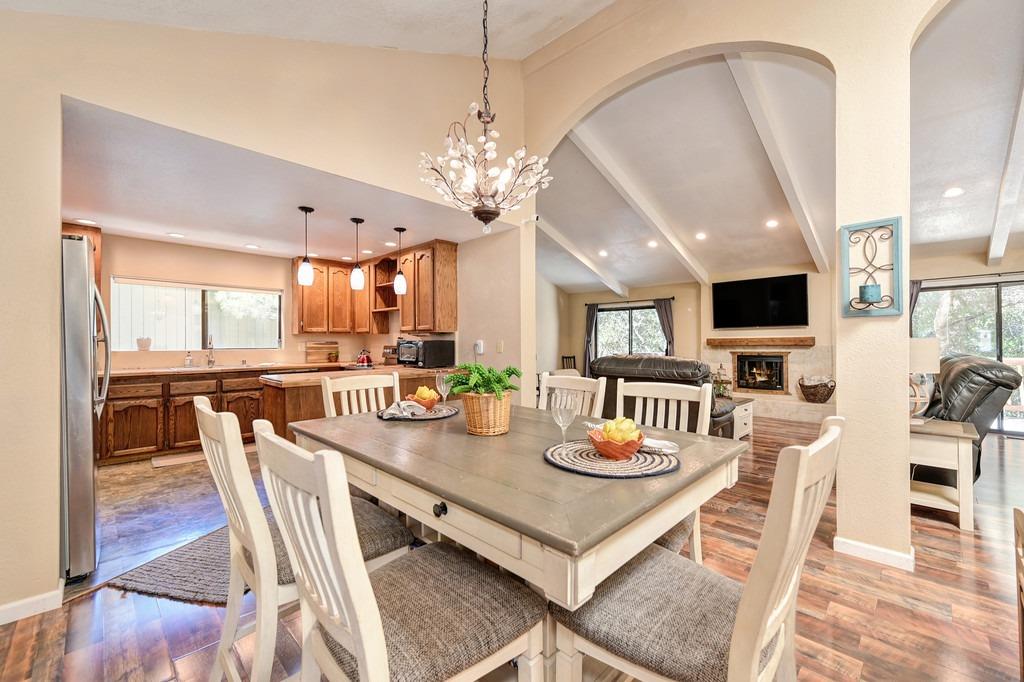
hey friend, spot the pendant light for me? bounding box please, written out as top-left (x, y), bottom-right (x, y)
top-left (350, 217), bottom-right (366, 291)
top-left (297, 206), bottom-right (315, 286)
top-left (393, 227), bottom-right (408, 295)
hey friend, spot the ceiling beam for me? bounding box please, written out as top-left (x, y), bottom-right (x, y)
top-left (725, 53), bottom-right (830, 273)
top-left (986, 72), bottom-right (1024, 266)
top-left (533, 217), bottom-right (629, 297)
top-left (566, 127), bottom-right (710, 285)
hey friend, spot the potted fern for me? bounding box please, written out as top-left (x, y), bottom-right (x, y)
top-left (448, 363), bottom-right (522, 436)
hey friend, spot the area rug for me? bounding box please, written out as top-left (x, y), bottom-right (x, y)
top-left (107, 522), bottom-right (235, 605)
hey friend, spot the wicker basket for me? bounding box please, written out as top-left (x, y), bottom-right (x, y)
top-left (461, 392), bottom-right (512, 436)
top-left (798, 378), bottom-right (836, 404)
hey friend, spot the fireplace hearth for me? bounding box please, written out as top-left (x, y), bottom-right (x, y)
top-left (732, 352), bottom-right (789, 394)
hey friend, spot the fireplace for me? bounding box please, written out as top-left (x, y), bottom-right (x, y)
top-left (732, 352), bottom-right (789, 394)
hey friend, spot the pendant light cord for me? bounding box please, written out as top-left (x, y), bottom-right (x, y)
top-left (481, 0), bottom-right (490, 117)
top-left (304, 211), bottom-right (308, 255)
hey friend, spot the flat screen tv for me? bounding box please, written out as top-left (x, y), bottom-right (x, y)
top-left (712, 274), bottom-right (808, 329)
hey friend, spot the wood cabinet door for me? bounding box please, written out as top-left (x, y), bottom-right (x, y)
top-left (353, 265), bottom-right (371, 333)
top-left (105, 398), bottom-right (166, 459)
top-left (300, 261), bottom-right (329, 333)
top-left (222, 390), bottom-right (263, 440)
top-left (328, 265), bottom-right (353, 333)
top-left (414, 249), bottom-right (435, 331)
top-left (167, 394), bottom-right (218, 449)
top-left (398, 251), bottom-right (416, 331)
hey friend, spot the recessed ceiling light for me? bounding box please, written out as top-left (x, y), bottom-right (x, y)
top-left (943, 186), bottom-right (964, 198)
top-left (696, 232), bottom-right (707, 241)
top-left (342, 256), bottom-right (353, 261)
top-left (307, 252), bottom-right (319, 257)
top-left (361, 249), bottom-right (374, 254)
top-left (75, 219), bottom-right (98, 226)
top-left (244, 244), bottom-right (260, 250)
top-left (765, 219), bottom-right (779, 228)
top-left (166, 232), bottom-right (185, 238)
top-left (598, 249), bottom-right (608, 258)
top-left (384, 241), bottom-right (397, 247)
top-left (647, 240), bottom-right (658, 248)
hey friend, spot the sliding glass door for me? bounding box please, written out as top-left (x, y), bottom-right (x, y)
top-left (912, 281), bottom-right (1024, 434)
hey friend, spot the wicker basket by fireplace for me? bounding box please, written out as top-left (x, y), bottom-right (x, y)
top-left (798, 378), bottom-right (836, 403)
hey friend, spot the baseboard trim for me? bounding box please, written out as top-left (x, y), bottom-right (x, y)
top-left (834, 536), bottom-right (915, 572)
top-left (0, 579), bottom-right (65, 626)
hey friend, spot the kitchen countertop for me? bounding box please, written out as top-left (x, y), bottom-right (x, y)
top-left (260, 365), bottom-right (454, 388)
top-left (107, 362), bottom-right (343, 378)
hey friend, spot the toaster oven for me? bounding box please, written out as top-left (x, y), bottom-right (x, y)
top-left (396, 338), bottom-right (455, 368)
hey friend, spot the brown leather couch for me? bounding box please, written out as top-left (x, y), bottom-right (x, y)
top-left (589, 355), bottom-right (736, 438)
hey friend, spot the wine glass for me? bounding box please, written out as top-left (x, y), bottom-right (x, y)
top-left (435, 372), bottom-right (451, 405)
top-left (551, 389), bottom-right (579, 452)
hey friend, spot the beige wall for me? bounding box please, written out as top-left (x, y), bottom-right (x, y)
top-left (101, 235), bottom-right (395, 369)
top-left (536, 274), bottom-right (569, 373)
top-left (524, 0), bottom-right (952, 566)
top-left (910, 240), bottom-right (1024, 280)
top-left (0, 10), bottom-right (525, 614)
top-left (563, 282), bottom-right (702, 365)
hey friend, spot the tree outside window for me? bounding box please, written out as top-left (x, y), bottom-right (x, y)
top-left (595, 305), bottom-right (667, 358)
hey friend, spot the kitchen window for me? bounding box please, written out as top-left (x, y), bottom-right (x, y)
top-left (110, 277), bottom-right (282, 351)
top-left (595, 305), bottom-right (668, 357)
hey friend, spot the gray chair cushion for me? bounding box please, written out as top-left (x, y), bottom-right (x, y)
top-left (653, 512), bottom-right (695, 554)
top-left (550, 544), bottom-right (774, 682)
top-left (322, 542), bottom-right (546, 681)
top-left (248, 500), bottom-right (413, 585)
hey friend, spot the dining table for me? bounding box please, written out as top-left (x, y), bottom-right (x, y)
top-left (289, 405), bottom-right (747, 614)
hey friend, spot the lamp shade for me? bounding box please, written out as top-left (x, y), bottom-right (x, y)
top-left (394, 270), bottom-right (408, 295)
top-left (909, 337), bottom-right (940, 374)
top-left (351, 264), bottom-right (365, 291)
top-left (297, 257), bottom-right (314, 286)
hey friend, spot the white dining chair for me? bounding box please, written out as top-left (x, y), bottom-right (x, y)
top-left (321, 371), bottom-right (401, 417)
top-left (616, 379), bottom-right (713, 563)
top-left (551, 416), bottom-right (845, 682)
top-left (1015, 507), bottom-right (1024, 679)
top-left (194, 397), bottom-right (413, 682)
top-left (551, 368), bottom-right (581, 377)
top-left (253, 422), bottom-right (548, 682)
top-left (538, 372), bottom-right (606, 419)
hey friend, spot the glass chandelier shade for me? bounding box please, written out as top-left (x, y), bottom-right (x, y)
top-left (419, 0), bottom-right (551, 233)
top-left (297, 206), bottom-right (315, 287)
top-left (393, 227), bottom-right (408, 295)
top-left (349, 217), bottom-right (365, 291)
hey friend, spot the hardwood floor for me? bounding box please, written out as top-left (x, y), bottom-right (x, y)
top-left (1, 417), bottom-right (1021, 680)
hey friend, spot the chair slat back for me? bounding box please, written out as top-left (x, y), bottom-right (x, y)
top-left (728, 416), bottom-right (845, 682)
top-left (194, 396), bottom-right (276, 580)
top-left (254, 421), bottom-right (389, 680)
top-left (1014, 507), bottom-right (1024, 679)
top-left (538, 372), bottom-right (606, 419)
top-left (615, 380), bottom-right (712, 435)
top-left (322, 372), bottom-right (401, 417)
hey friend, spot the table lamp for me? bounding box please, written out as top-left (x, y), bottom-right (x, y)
top-left (909, 337), bottom-right (940, 423)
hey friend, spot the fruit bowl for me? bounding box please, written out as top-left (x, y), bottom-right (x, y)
top-left (406, 394), bottom-right (438, 411)
top-left (588, 428), bottom-right (645, 461)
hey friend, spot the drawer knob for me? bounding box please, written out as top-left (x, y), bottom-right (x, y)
top-left (432, 501), bottom-right (448, 518)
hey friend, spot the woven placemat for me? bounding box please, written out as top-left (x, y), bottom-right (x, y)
top-left (543, 439), bottom-right (680, 479)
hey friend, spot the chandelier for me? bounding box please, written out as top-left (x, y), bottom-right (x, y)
top-left (419, 0), bottom-right (552, 233)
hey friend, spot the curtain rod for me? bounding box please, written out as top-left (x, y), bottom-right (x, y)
top-left (920, 270), bottom-right (1024, 286)
top-left (584, 296), bottom-right (674, 306)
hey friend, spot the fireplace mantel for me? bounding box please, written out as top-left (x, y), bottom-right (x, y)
top-left (705, 336), bottom-right (815, 348)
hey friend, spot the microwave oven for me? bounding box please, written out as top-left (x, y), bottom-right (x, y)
top-left (396, 338), bottom-right (455, 368)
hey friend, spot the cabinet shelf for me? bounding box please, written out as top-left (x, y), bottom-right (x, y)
top-left (372, 306), bottom-right (400, 313)
top-left (376, 281), bottom-right (396, 288)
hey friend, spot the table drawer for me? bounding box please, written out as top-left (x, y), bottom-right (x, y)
top-left (909, 434), bottom-right (960, 468)
top-left (169, 380), bottom-right (218, 396)
top-left (342, 454), bottom-right (378, 488)
top-left (389, 477), bottom-right (522, 559)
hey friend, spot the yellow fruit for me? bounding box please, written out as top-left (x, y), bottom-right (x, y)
top-left (626, 429), bottom-right (641, 442)
top-left (602, 421), bottom-right (615, 435)
top-left (415, 386), bottom-right (438, 400)
top-left (617, 418), bottom-right (636, 432)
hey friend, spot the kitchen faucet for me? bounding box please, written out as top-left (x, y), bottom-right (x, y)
top-left (206, 336), bottom-right (215, 368)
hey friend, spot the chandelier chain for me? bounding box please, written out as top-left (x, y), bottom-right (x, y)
top-left (481, 0), bottom-right (490, 117)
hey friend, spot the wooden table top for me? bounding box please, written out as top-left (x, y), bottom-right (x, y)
top-left (289, 405), bottom-right (747, 557)
top-left (910, 418), bottom-right (979, 440)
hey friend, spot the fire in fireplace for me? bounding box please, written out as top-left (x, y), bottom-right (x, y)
top-left (734, 353), bottom-right (788, 393)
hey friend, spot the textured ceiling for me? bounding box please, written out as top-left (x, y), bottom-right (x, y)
top-left (0, 0), bottom-right (617, 59)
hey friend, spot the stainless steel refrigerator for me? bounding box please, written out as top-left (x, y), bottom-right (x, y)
top-left (60, 235), bottom-right (111, 579)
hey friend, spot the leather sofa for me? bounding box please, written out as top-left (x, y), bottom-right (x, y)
top-left (589, 355), bottom-right (736, 438)
top-left (915, 353), bottom-right (1022, 486)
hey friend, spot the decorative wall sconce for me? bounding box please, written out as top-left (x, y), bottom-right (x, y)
top-left (840, 216), bottom-right (903, 317)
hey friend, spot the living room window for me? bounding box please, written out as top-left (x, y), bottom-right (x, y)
top-left (595, 305), bottom-right (668, 357)
top-left (110, 277), bottom-right (283, 351)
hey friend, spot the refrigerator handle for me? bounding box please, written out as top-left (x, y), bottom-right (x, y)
top-left (93, 283), bottom-right (112, 419)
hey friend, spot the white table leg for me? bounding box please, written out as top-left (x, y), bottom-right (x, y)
top-left (957, 437), bottom-right (974, 531)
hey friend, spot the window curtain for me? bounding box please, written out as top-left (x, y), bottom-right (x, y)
top-left (583, 303), bottom-right (599, 377)
top-left (653, 298), bottom-right (675, 356)
top-left (908, 279), bottom-right (922, 333)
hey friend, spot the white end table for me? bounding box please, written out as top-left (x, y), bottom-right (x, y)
top-left (909, 420), bottom-right (979, 531)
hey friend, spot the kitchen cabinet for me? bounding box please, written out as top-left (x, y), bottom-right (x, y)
top-left (167, 393), bottom-right (218, 449)
top-left (352, 266), bottom-right (371, 333)
top-left (292, 259), bottom-right (329, 334)
top-left (398, 251), bottom-right (416, 332)
top-left (328, 265), bottom-right (353, 333)
top-left (414, 248), bottom-right (435, 331)
top-left (105, 398), bottom-right (165, 460)
top-left (222, 390), bottom-right (263, 440)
